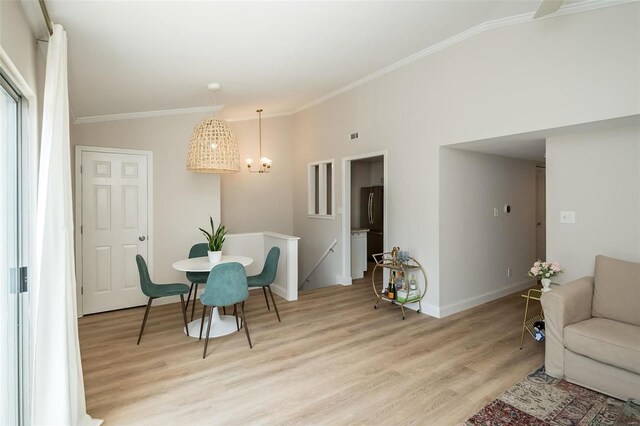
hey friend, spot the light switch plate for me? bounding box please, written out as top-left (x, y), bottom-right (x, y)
top-left (560, 211), bottom-right (576, 224)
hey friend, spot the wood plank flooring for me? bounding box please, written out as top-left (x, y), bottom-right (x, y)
top-left (79, 273), bottom-right (543, 425)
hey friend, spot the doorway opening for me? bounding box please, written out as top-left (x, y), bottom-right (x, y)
top-left (341, 151), bottom-right (387, 284)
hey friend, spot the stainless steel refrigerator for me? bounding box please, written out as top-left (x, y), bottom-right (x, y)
top-left (360, 186), bottom-right (384, 259)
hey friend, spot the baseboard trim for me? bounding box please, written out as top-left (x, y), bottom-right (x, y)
top-left (439, 279), bottom-right (536, 318)
top-left (336, 275), bottom-right (353, 286)
top-left (394, 300), bottom-right (441, 318)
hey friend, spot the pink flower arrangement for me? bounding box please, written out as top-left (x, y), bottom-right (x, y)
top-left (528, 260), bottom-right (563, 279)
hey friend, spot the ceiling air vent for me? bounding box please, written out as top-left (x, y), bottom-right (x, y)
top-left (349, 131), bottom-right (359, 141)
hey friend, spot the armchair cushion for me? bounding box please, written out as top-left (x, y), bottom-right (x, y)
top-left (593, 255), bottom-right (640, 326)
top-left (540, 276), bottom-right (594, 378)
top-left (565, 318), bottom-right (640, 375)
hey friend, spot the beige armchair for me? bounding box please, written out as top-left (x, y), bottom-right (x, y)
top-left (541, 255), bottom-right (640, 400)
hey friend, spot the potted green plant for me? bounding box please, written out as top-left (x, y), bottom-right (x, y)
top-left (199, 217), bottom-right (228, 264)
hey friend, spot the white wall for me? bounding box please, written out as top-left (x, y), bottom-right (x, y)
top-left (65, 3), bottom-right (640, 316)
top-left (71, 113), bottom-right (222, 285)
top-left (71, 113), bottom-right (296, 285)
top-left (221, 115), bottom-right (294, 235)
top-left (292, 3), bottom-right (639, 315)
top-left (439, 148), bottom-right (537, 315)
top-left (546, 125), bottom-right (640, 283)
top-left (0, 1), bottom-right (40, 98)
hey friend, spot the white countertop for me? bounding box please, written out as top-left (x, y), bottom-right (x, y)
top-left (351, 228), bottom-right (370, 234)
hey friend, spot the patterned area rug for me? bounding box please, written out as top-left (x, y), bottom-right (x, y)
top-left (465, 367), bottom-right (640, 425)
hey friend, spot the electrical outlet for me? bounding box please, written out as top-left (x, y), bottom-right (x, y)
top-left (507, 268), bottom-right (512, 278)
top-left (349, 131), bottom-right (359, 141)
top-left (494, 208), bottom-right (499, 217)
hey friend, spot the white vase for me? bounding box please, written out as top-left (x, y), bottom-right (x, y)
top-left (541, 278), bottom-right (552, 292)
top-left (207, 250), bottom-right (222, 264)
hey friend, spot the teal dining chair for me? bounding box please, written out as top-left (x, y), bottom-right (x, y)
top-left (199, 262), bottom-right (252, 358)
top-left (184, 243), bottom-right (209, 320)
top-left (247, 247), bottom-right (281, 322)
top-left (135, 255), bottom-right (190, 344)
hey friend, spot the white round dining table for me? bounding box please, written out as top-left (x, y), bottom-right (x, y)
top-left (172, 255), bottom-right (254, 339)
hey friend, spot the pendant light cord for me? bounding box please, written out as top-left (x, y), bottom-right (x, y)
top-left (257, 109), bottom-right (263, 158)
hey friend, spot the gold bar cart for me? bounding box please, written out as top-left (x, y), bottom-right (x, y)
top-left (372, 251), bottom-right (428, 320)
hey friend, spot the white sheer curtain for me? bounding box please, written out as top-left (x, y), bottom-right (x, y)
top-left (31, 24), bottom-right (101, 426)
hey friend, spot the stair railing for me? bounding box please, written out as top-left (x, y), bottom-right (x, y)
top-left (299, 238), bottom-right (338, 290)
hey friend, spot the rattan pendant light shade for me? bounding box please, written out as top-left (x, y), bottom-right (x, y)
top-left (186, 117), bottom-right (240, 173)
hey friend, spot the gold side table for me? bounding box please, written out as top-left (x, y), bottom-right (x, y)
top-left (519, 284), bottom-right (558, 349)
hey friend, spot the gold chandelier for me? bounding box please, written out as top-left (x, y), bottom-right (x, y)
top-left (245, 109), bottom-right (272, 173)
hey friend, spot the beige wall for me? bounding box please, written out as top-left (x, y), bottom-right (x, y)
top-left (222, 115), bottom-right (294, 235)
top-left (71, 113), bottom-right (295, 283)
top-left (546, 125), bottom-right (640, 283)
top-left (0, 1), bottom-right (40, 97)
top-left (292, 3), bottom-right (639, 315)
top-left (439, 148), bottom-right (537, 314)
top-left (65, 3), bottom-right (640, 316)
top-left (71, 114), bottom-right (222, 283)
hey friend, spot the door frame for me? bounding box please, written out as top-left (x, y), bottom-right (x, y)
top-left (1, 47), bottom-right (38, 426)
top-left (341, 150), bottom-right (388, 284)
top-left (74, 145), bottom-right (154, 317)
top-left (535, 165), bottom-right (546, 261)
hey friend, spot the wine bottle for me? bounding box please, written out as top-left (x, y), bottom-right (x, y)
top-left (388, 271), bottom-right (396, 299)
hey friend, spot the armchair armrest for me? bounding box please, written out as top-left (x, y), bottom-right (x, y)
top-left (541, 276), bottom-right (594, 378)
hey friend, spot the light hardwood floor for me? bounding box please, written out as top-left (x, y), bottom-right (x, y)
top-left (79, 272), bottom-right (543, 425)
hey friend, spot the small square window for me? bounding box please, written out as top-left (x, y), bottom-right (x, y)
top-left (308, 160), bottom-right (334, 218)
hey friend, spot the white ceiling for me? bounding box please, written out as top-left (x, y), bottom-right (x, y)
top-left (48, 0), bottom-right (578, 121)
top-left (448, 115), bottom-right (640, 161)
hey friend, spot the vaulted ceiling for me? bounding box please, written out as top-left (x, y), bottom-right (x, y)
top-left (48, 0), bottom-right (587, 122)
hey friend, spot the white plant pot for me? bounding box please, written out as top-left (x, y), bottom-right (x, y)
top-left (208, 250), bottom-right (222, 264)
top-left (541, 278), bottom-right (552, 292)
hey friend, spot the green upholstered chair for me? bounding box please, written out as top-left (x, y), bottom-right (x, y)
top-left (247, 247), bottom-right (281, 322)
top-left (135, 255), bottom-right (190, 344)
top-left (184, 243), bottom-right (210, 320)
top-left (199, 262), bottom-right (252, 358)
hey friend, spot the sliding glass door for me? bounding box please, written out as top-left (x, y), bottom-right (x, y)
top-left (1, 72), bottom-right (28, 425)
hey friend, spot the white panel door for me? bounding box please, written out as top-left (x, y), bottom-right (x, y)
top-left (82, 151), bottom-right (149, 314)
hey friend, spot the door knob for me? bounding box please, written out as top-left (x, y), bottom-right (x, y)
top-left (139, 236), bottom-right (146, 241)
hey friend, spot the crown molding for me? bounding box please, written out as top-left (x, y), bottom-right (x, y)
top-left (73, 105), bottom-right (225, 124)
top-left (71, 0), bottom-right (635, 124)
top-left (224, 110), bottom-right (293, 123)
top-left (292, 0), bottom-right (636, 115)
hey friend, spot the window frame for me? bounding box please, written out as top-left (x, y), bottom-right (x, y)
top-left (307, 159), bottom-right (335, 219)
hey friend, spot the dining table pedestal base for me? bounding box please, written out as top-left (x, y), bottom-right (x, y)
top-left (184, 307), bottom-right (239, 338)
